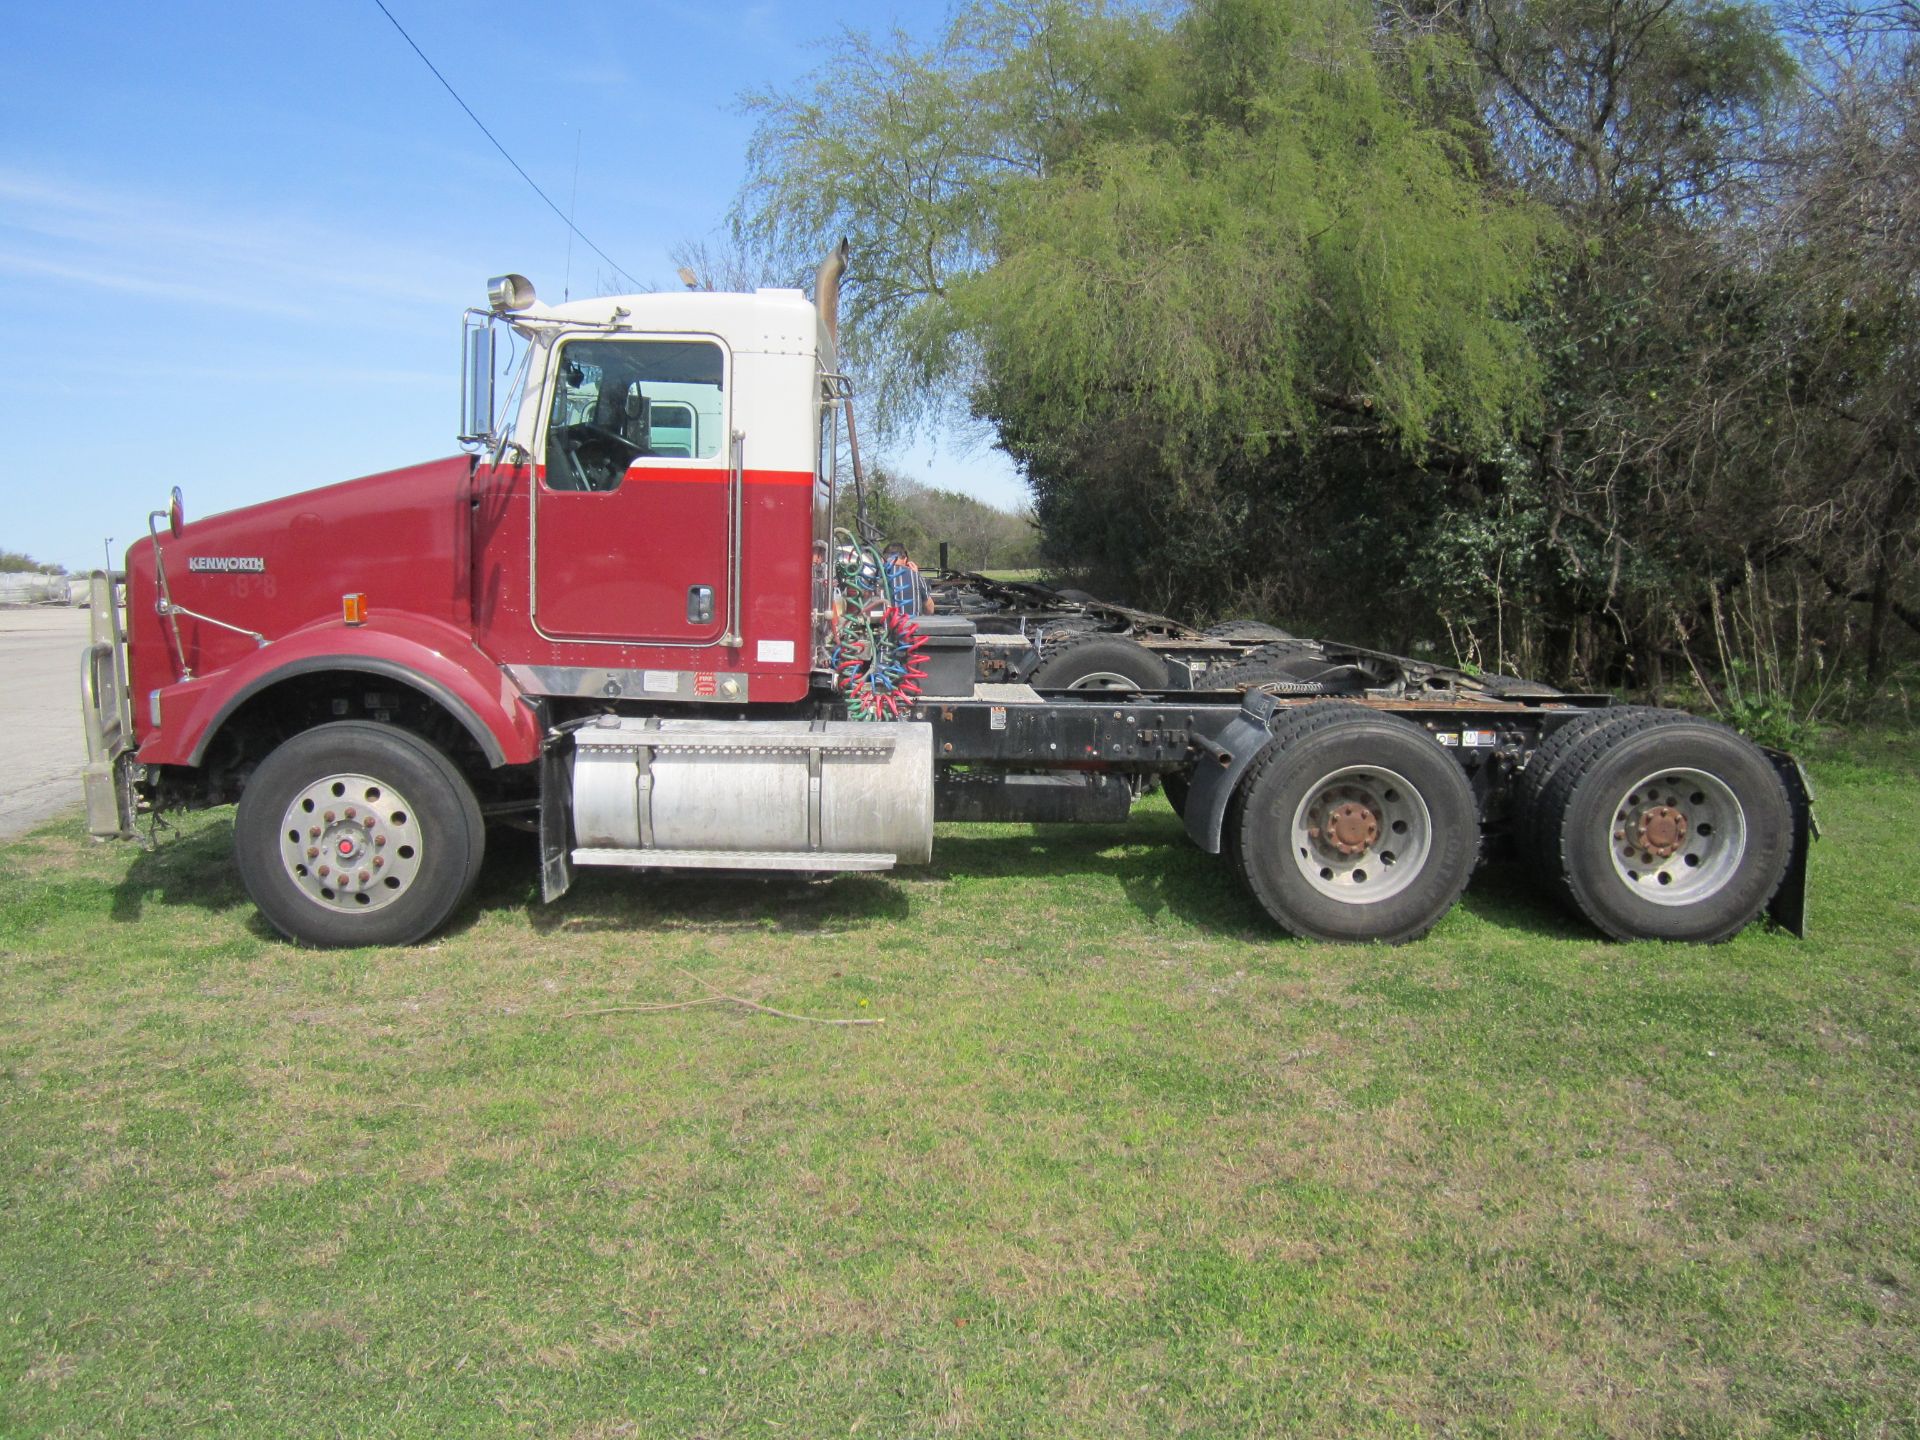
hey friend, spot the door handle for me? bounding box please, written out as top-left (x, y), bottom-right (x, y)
top-left (687, 585), bottom-right (714, 625)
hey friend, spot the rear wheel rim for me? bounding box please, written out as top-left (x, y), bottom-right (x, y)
top-left (278, 772), bottom-right (425, 914)
top-left (1287, 764), bottom-right (1432, 904)
top-left (1066, 671), bottom-right (1141, 691)
top-left (1603, 766), bottom-right (1747, 905)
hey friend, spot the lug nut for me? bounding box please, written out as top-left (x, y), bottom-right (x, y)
top-left (309, 826), bottom-right (320, 839)
top-left (358, 870), bottom-right (370, 884)
top-left (372, 856), bottom-right (384, 870)
top-left (345, 806), bottom-right (356, 819)
top-left (306, 846), bottom-right (319, 859)
top-left (374, 834), bottom-right (386, 848)
top-left (323, 810), bottom-right (335, 822)
top-left (318, 864), bottom-right (330, 877)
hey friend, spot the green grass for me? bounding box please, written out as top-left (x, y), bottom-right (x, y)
top-left (2, 728), bottom-right (1917, 1437)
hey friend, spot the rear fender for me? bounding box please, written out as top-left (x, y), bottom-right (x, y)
top-left (1182, 691), bottom-right (1280, 854)
top-left (1762, 746), bottom-right (1816, 938)
top-left (142, 614), bottom-right (543, 769)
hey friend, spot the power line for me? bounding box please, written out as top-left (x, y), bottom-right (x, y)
top-left (368, 0), bottom-right (641, 292)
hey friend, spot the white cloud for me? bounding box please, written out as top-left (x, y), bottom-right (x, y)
top-left (0, 248), bottom-right (319, 319)
top-left (0, 169), bottom-right (483, 324)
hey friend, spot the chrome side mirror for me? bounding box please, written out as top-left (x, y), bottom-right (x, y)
top-left (167, 486), bottom-right (185, 538)
top-left (460, 316), bottom-right (497, 448)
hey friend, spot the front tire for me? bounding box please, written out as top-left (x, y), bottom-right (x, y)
top-left (1230, 705), bottom-right (1478, 943)
top-left (235, 722), bottom-right (486, 947)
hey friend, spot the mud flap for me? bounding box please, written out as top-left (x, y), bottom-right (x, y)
top-left (539, 739), bottom-right (574, 904)
top-left (1182, 691), bottom-right (1279, 854)
top-left (1762, 747), bottom-right (1816, 938)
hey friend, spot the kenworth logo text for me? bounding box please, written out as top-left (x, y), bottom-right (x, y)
top-left (187, 556), bottom-right (266, 573)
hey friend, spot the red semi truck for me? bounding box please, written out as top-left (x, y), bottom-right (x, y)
top-left (78, 254), bottom-right (1812, 948)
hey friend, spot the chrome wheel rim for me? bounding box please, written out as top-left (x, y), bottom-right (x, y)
top-left (1605, 766), bottom-right (1747, 905)
top-left (1288, 764), bottom-right (1432, 904)
top-left (278, 772), bottom-right (424, 913)
top-left (1066, 670), bottom-right (1142, 691)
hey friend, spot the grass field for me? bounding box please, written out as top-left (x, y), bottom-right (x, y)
top-left (2, 729), bottom-right (1916, 1438)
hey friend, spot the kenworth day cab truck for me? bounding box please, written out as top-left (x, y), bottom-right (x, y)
top-left (79, 253), bottom-right (1813, 948)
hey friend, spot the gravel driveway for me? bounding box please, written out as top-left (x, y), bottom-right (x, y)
top-left (0, 606), bottom-right (91, 840)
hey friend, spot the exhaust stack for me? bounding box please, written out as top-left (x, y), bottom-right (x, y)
top-left (813, 238), bottom-right (870, 526)
top-left (814, 238), bottom-right (849, 347)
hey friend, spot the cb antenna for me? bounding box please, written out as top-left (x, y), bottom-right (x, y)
top-left (563, 126), bottom-right (581, 302)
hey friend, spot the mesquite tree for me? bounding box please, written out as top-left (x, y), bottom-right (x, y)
top-left (734, 0), bottom-right (1919, 704)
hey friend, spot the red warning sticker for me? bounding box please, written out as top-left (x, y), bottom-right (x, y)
top-left (693, 672), bottom-right (717, 697)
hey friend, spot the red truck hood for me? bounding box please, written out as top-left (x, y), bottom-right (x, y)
top-left (127, 455), bottom-right (476, 709)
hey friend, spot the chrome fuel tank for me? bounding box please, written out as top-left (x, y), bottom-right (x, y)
top-left (569, 717), bottom-right (934, 869)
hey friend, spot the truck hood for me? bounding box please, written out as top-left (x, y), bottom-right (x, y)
top-left (127, 455), bottom-right (477, 703)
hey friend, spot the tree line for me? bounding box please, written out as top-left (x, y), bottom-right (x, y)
top-left (0, 551), bottom-right (64, 575)
top-left (865, 467), bottom-right (1043, 573)
top-left (730, 0), bottom-right (1917, 722)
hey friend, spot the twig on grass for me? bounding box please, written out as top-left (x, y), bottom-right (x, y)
top-left (678, 968), bottom-right (884, 1026)
top-left (561, 971), bottom-right (883, 1027)
top-left (562, 996), bottom-right (733, 1019)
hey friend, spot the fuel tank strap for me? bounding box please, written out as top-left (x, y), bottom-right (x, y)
top-left (573, 725), bottom-right (896, 758)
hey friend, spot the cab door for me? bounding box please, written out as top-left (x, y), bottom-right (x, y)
top-left (532, 335), bottom-right (731, 645)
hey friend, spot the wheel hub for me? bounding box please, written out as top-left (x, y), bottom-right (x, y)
top-left (1290, 767), bottom-right (1432, 905)
top-left (1606, 766), bottom-right (1748, 904)
top-left (279, 773), bottom-right (423, 914)
top-left (1629, 803), bottom-right (1688, 860)
top-left (1320, 800), bottom-right (1380, 857)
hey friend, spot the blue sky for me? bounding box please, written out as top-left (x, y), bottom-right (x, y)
top-left (0, 0), bottom-right (1020, 573)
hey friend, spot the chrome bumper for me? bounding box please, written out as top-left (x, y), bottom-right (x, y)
top-left (79, 569), bottom-right (137, 838)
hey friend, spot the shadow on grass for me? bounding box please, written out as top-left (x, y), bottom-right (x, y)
top-left (513, 831), bottom-right (916, 937)
top-left (1457, 860), bottom-right (1592, 939)
top-left (925, 818), bottom-right (1278, 937)
top-left (110, 813), bottom-right (256, 927)
top-left (106, 805), bottom-right (1585, 945)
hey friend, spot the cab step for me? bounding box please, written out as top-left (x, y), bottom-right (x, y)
top-left (571, 847), bottom-right (898, 872)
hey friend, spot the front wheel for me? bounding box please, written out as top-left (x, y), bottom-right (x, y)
top-left (234, 722), bottom-right (486, 947)
top-left (1229, 706), bottom-right (1479, 943)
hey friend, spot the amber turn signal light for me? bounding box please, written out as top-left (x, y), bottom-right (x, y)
top-left (342, 593), bottom-right (368, 625)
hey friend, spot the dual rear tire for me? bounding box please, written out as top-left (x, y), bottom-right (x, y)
top-left (1521, 711), bottom-right (1791, 942)
top-left (1220, 704), bottom-right (1793, 944)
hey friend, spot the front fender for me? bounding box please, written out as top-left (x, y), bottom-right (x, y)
top-left (140, 614), bottom-right (543, 769)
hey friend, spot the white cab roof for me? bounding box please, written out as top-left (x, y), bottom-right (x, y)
top-left (518, 288), bottom-right (826, 360)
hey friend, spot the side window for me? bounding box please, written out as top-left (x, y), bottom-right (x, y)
top-left (543, 338), bottom-right (725, 492)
